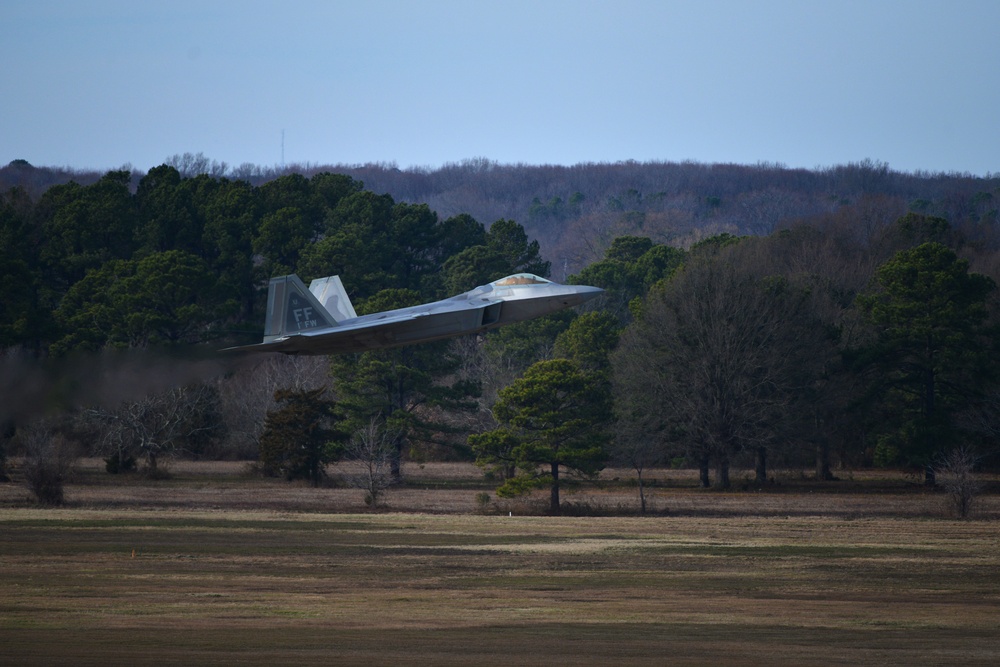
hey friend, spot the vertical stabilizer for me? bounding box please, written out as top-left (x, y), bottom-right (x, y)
top-left (309, 275), bottom-right (358, 321)
top-left (264, 275), bottom-right (336, 342)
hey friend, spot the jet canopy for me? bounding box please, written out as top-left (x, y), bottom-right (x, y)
top-left (490, 274), bottom-right (553, 287)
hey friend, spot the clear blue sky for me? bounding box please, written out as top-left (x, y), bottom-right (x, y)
top-left (4, 0), bottom-right (999, 175)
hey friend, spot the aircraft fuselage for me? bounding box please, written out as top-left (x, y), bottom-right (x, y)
top-left (224, 273), bottom-right (603, 355)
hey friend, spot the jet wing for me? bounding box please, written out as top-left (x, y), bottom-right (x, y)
top-left (224, 298), bottom-right (502, 355)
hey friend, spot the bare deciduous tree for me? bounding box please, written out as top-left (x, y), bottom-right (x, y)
top-left (609, 415), bottom-right (664, 514)
top-left (936, 446), bottom-right (982, 519)
top-left (165, 152), bottom-right (228, 178)
top-left (451, 335), bottom-right (522, 430)
top-left (215, 355), bottom-right (329, 459)
top-left (613, 242), bottom-right (832, 488)
top-left (18, 418), bottom-right (79, 505)
top-left (344, 416), bottom-right (399, 508)
top-left (89, 383), bottom-right (221, 475)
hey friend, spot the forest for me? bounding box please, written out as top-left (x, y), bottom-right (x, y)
top-left (2, 156), bottom-right (1000, 512)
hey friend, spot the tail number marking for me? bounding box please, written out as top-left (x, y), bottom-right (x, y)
top-left (293, 307), bottom-right (319, 329)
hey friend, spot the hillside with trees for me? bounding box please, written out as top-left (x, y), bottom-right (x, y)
top-left (4, 155), bottom-right (997, 277)
top-left (2, 157), bottom-right (999, 510)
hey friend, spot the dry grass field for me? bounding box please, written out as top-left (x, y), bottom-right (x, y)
top-left (2, 460), bottom-right (999, 665)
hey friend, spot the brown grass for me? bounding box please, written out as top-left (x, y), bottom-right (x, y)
top-left (1, 461), bottom-right (999, 665)
top-left (3, 459), bottom-right (998, 518)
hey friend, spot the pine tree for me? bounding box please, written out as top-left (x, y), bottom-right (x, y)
top-left (258, 388), bottom-right (340, 486)
top-left (471, 359), bottom-right (611, 513)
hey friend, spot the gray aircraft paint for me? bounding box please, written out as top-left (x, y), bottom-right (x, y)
top-left (224, 273), bottom-right (603, 356)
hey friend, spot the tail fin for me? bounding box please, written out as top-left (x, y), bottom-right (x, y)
top-left (309, 275), bottom-right (358, 321)
top-left (264, 274), bottom-right (337, 342)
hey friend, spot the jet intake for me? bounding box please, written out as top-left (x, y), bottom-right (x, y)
top-left (481, 303), bottom-right (502, 326)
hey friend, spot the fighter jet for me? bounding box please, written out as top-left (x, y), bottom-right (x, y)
top-left (223, 273), bottom-right (603, 355)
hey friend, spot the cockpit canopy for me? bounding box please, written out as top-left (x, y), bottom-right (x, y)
top-left (490, 274), bottom-right (553, 287)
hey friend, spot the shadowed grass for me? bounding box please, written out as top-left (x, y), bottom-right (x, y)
top-left (2, 509), bottom-right (999, 665)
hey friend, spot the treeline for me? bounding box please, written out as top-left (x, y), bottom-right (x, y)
top-left (3, 159), bottom-right (1000, 513)
top-left (0, 165), bottom-right (546, 354)
top-left (606, 222), bottom-right (999, 491)
top-left (465, 212), bottom-right (1000, 512)
top-left (4, 155), bottom-right (998, 276)
top-left (0, 163), bottom-right (555, 493)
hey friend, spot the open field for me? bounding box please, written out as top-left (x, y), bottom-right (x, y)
top-left (2, 462), bottom-right (1000, 665)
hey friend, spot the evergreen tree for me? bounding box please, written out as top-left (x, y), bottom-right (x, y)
top-left (470, 359), bottom-right (611, 512)
top-left (856, 242), bottom-right (996, 484)
top-left (441, 219), bottom-right (550, 294)
top-left (553, 310), bottom-right (622, 372)
top-left (330, 289), bottom-right (476, 481)
top-left (0, 187), bottom-right (48, 348)
top-left (38, 171), bottom-right (136, 293)
top-left (51, 250), bottom-right (233, 354)
top-left (571, 236), bottom-right (685, 321)
top-left (258, 388), bottom-right (340, 486)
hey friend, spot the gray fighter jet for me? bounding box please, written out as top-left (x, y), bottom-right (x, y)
top-left (223, 273), bottom-right (603, 355)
